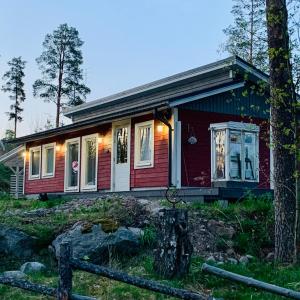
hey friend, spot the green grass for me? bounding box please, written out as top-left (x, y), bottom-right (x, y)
top-left (1, 253), bottom-right (300, 300)
top-left (3, 192), bottom-right (298, 300)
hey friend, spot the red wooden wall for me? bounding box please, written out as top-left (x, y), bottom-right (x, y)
top-left (179, 109), bottom-right (270, 188)
top-left (130, 115), bottom-right (169, 188)
top-left (24, 116), bottom-right (169, 194)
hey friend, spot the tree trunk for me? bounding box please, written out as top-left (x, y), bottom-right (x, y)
top-left (249, 0), bottom-right (254, 64)
top-left (153, 208), bottom-right (193, 279)
top-left (266, 0), bottom-right (297, 263)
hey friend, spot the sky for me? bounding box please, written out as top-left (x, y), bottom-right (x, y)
top-left (0, 0), bottom-right (233, 138)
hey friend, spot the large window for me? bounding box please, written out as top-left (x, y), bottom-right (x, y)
top-left (42, 143), bottom-right (56, 178)
top-left (210, 122), bottom-right (259, 182)
top-left (29, 146), bottom-right (41, 180)
top-left (81, 134), bottom-right (98, 191)
top-left (134, 120), bottom-right (154, 168)
top-left (65, 138), bottom-right (80, 192)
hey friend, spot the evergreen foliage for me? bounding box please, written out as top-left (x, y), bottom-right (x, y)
top-left (33, 23), bottom-right (90, 127)
top-left (1, 57), bottom-right (26, 138)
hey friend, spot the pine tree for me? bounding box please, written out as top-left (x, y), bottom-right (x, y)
top-left (222, 0), bottom-right (269, 71)
top-left (1, 57), bottom-right (26, 138)
top-left (33, 24), bottom-right (90, 127)
top-left (266, 0), bottom-right (297, 263)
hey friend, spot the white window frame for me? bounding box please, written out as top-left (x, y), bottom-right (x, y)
top-left (28, 146), bottom-right (41, 180)
top-left (210, 122), bottom-right (259, 183)
top-left (42, 142), bottom-right (56, 178)
top-left (81, 134), bottom-right (98, 192)
top-left (134, 120), bottom-right (154, 169)
top-left (64, 137), bottom-right (81, 192)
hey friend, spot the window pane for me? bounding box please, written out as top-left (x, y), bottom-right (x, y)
top-left (85, 139), bottom-right (96, 186)
top-left (215, 130), bottom-right (225, 179)
top-left (46, 148), bottom-right (54, 174)
top-left (67, 143), bottom-right (79, 187)
top-left (229, 131), bottom-right (242, 179)
top-left (116, 127), bottom-right (128, 164)
top-left (140, 126), bottom-right (151, 161)
top-left (31, 150), bottom-right (40, 176)
top-left (245, 133), bottom-right (256, 180)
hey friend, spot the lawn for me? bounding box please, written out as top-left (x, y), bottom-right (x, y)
top-left (1, 193), bottom-right (300, 300)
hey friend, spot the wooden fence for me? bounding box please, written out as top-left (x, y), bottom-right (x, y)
top-left (0, 242), bottom-right (212, 300)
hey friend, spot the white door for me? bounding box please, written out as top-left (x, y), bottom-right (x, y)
top-left (112, 122), bottom-right (130, 191)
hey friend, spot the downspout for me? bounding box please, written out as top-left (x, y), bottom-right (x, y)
top-left (154, 109), bottom-right (173, 187)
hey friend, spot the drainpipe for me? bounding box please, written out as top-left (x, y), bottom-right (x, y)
top-left (154, 109), bottom-right (173, 187)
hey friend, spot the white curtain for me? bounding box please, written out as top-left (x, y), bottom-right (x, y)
top-left (140, 127), bottom-right (151, 161)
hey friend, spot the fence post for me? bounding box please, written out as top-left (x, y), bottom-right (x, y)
top-left (57, 242), bottom-right (73, 300)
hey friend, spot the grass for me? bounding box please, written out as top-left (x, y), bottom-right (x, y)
top-left (2, 192), bottom-right (299, 300)
top-left (1, 253), bottom-right (300, 300)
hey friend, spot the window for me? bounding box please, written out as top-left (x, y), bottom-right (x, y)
top-left (116, 127), bottom-right (128, 164)
top-left (65, 138), bottom-right (80, 192)
top-left (134, 120), bottom-right (154, 168)
top-left (81, 134), bottom-right (98, 191)
top-left (210, 122), bottom-right (259, 182)
top-left (42, 143), bottom-right (56, 178)
top-left (29, 146), bottom-right (41, 179)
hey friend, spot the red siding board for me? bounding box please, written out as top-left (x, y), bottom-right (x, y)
top-left (179, 109), bottom-right (270, 188)
top-left (130, 115), bottom-right (169, 188)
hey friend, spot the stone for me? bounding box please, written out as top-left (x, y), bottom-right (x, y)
top-left (215, 226), bottom-right (236, 239)
top-left (3, 271), bottom-right (27, 279)
top-left (52, 223), bottom-right (140, 264)
top-left (206, 256), bottom-right (216, 263)
top-left (246, 254), bottom-right (255, 261)
top-left (227, 258), bottom-right (238, 265)
top-left (128, 227), bottom-right (144, 238)
top-left (0, 226), bottom-right (38, 258)
top-left (226, 248), bottom-right (235, 256)
top-left (20, 262), bottom-right (46, 274)
top-left (239, 256), bottom-right (249, 265)
top-left (265, 252), bottom-right (275, 262)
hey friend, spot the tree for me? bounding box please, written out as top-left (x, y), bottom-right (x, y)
top-left (222, 0), bottom-right (269, 71)
top-left (2, 57), bottom-right (26, 138)
top-left (266, 0), bottom-right (297, 263)
top-left (33, 24), bottom-right (90, 127)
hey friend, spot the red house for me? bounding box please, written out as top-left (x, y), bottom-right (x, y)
top-left (13, 56), bottom-right (273, 200)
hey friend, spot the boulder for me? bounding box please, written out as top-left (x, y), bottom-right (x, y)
top-left (3, 271), bottom-right (27, 279)
top-left (52, 223), bottom-right (140, 264)
top-left (207, 220), bottom-right (236, 239)
top-left (0, 226), bottom-right (38, 258)
top-left (227, 258), bottom-right (238, 265)
top-left (20, 262), bottom-right (46, 274)
top-left (239, 256), bottom-right (249, 265)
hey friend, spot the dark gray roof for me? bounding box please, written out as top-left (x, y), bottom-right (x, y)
top-left (10, 55), bottom-right (269, 144)
top-left (64, 55), bottom-right (268, 119)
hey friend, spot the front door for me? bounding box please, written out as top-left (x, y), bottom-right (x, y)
top-left (112, 122), bottom-right (130, 191)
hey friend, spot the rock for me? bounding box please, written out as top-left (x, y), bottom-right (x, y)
top-left (128, 227), bottom-right (144, 238)
top-left (215, 226), bottom-right (236, 239)
top-left (226, 248), bottom-right (235, 256)
top-left (206, 256), bottom-right (216, 263)
top-left (207, 220), bottom-right (236, 239)
top-left (20, 262), bottom-right (46, 274)
top-left (217, 261), bottom-right (225, 266)
top-left (137, 199), bottom-right (150, 206)
top-left (0, 226), bottom-right (38, 258)
top-left (52, 223), bottom-right (140, 264)
top-left (239, 256), bottom-right (249, 265)
top-left (3, 271), bottom-right (27, 279)
top-left (265, 252), bottom-right (274, 262)
top-left (227, 258), bottom-right (238, 265)
top-left (246, 254), bottom-right (255, 261)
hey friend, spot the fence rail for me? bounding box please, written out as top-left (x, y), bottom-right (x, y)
top-left (0, 242), bottom-right (212, 300)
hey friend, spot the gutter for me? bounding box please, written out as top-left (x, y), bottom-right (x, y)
top-left (154, 108), bottom-right (173, 187)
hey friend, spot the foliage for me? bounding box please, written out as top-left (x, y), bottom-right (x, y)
top-left (33, 23), bottom-right (90, 127)
top-left (140, 225), bottom-right (157, 247)
top-left (222, 0), bottom-right (268, 71)
top-left (1, 57), bottom-right (26, 137)
top-left (192, 193), bottom-right (274, 256)
top-left (0, 164), bottom-right (12, 193)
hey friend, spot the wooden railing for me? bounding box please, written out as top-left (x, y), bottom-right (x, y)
top-left (0, 242), bottom-right (212, 300)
